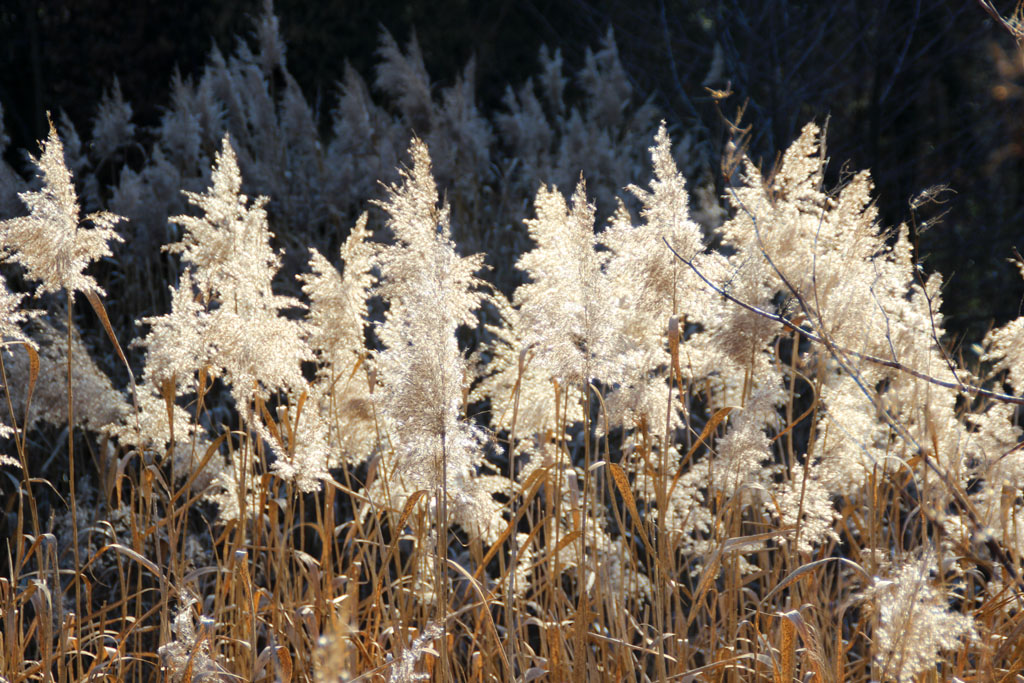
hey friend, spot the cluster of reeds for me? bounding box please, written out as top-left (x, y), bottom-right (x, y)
top-left (0, 4), bottom-right (1022, 682)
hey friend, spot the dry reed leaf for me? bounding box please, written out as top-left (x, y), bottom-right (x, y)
top-left (547, 625), bottom-right (566, 683)
top-left (675, 654), bottom-right (758, 682)
top-left (84, 288), bottom-right (130, 380)
top-left (291, 389), bottom-right (308, 443)
top-left (777, 610), bottom-right (797, 683)
top-left (759, 556), bottom-right (870, 608)
top-left (669, 406), bottom-right (735, 499)
top-left (687, 529), bottom-right (793, 629)
top-left (90, 543), bottom-right (172, 595)
top-left (607, 462), bottom-right (658, 567)
top-left (446, 559), bottom-right (512, 678)
top-left (256, 644), bottom-right (292, 682)
top-left (519, 466), bottom-right (550, 499)
top-left (566, 467), bottom-right (581, 534)
top-left (279, 405), bottom-right (295, 454)
top-left (257, 397), bottom-right (281, 446)
top-left (472, 468), bottom-right (548, 582)
top-left (397, 489), bottom-right (428, 532)
top-left (551, 529), bottom-right (581, 558)
top-left (770, 400), bottom-right (817, 444)
top-left (502, 512), bottom-right (548, 579)
top-left (780, 609), bottom-right (827, 682)
top-left (992, 606), bottom-right (1024, 661)
top-left (170, 431), bottom-right (229, 507)
top-left (9, 340), bottom-right (38, 434)
top-left (371, 489), bottom-right (428, 605)
top-left (160, 376), bottom-right (176, 445)
top-left (85, 288), bottom-right (142, 431)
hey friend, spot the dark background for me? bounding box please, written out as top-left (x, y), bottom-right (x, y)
top-left (2, 0), bottom-right (1023, 346)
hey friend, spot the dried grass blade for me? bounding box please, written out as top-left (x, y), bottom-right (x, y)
top-left (397, 489), bottom-right (428, 533)
top-left (608, 462), bottom-right (658, 566)
top-left (770, 400), bottom-right (817, 444)
top-left (372, 489), bottom-right (429, 605)
top-left (472, 468), bottom-right (547, 582)
top-left (84, 288), bottom-right (141, 422)
top-left (758, 556), bottom-right (869, 608)
top-left (90, 543), bottom-right (173, 595)
top-left (778, 610), bottom-right (797, 683)
top-left (11, 341), bottom-right (38, 439)
top-left (446, 559), bottom-right (512, 679)
top-left (551, 529), bottom-right (581, 558)
top-left (257, 397), bottom-right (282, 446)
top-left (687, 529), bottom-right (793, 629)
top-left (669, 406), bottom-right (735, 499)
top-left (169, 432), bottom-right (230, 507)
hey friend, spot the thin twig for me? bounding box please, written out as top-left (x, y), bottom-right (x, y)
top-left (662, 239), bottom-right (1024, 406)
top-left (976, 0), bottom-right (1024, 42)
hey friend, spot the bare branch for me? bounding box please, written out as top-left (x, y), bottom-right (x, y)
top-left (662, 238), bottom-right (1024, 406)
top-left (976, 0), bottom-right (1024, 42)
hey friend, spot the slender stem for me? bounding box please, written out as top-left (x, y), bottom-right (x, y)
top-left (65, 295), bottom-right (83, 679)
top-left (575, 381), bottom-right (591, 682)
top-left (505, 348), bottom-right (529, 671)
top-left (437, 428), bottom-right (450, 683)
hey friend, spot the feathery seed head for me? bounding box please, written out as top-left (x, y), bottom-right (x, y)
top-left (0, 118), bottom-right (124, 299)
